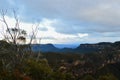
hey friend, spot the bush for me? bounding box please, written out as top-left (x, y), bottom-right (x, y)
top-left (98, 73), bottom-right (118, 80)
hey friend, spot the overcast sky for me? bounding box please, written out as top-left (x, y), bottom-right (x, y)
top-left (0, 0), bottom-right (120, 44)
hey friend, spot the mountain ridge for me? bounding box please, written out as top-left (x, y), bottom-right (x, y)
top-left (32, 41), bottom-right (120, 53)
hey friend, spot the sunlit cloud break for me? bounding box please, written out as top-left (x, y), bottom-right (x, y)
top-left (0, 16), bottom-right (88, 44)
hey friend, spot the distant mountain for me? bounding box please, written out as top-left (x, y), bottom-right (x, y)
top-left (32, 44), bottom-right (76, 53)
top-left (32, 44), bottom-right (59, 52)
top-left (53, 44), bottom-right (78, 49)
top-left (31, 41), bottom-right (120, 53)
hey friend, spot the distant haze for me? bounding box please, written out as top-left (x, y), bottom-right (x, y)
top-left (53, 44), bottom-right (79, 49)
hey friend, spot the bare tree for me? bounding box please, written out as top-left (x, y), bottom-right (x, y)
top-left (0, 10), bottom-right (28, 69)
top-left (0, 10), bottom-right (27, 45)
top-left (0, 10), bottom-right (42, 70)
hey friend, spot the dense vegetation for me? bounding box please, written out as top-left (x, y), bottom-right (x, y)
top-left (0, 40), bottom-right (120, 80)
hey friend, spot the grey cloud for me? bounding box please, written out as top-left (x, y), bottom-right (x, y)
top-left (18, 0), bottom-right (120, 34)
top-left (41, 37), bottom-right (56, 40)
top-left (101, 32), bottom-right (120, 37)
top-left (52, 20), bottom-right (120, 35)
top-left (39, 27), bottom-right (48, 31)
top-left (1, 0), bottom-right (120, 36)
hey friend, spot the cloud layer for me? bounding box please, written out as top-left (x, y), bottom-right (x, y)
top-left (17, 0), bottom-right (120, 33)
top-left (0, 0), bottom-right (120, 43)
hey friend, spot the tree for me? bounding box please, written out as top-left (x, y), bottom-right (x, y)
top-left (0, 10), bottom-right (27, 45)
top-left (6, 28), bottom-right (27, 44)
top-left (0, 9), bottom-right (40, 56)
top-left (0, 10), bottom-right (47, 80)
top-left (0, 10), bottom-right (40, 71)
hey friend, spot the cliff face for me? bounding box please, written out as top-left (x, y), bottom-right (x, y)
top-left (77, 42), bottom-right (112, 49)
top-left (75, 41), bottom-right (120, 53)
top-left (75, 44), bottom-right (100, 53)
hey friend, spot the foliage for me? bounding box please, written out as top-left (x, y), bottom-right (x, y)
top-left (98, 73), bottom-right (118, 80)
top-left (0, 40), bottom-right (120, 80)
top-left (82, 75), bottom-right (95, 80)
top-left (23, 59), bottom-right (52, 80)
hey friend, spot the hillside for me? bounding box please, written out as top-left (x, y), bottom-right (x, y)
top-left (0, 40), bottom-right (120, 79)
top-left (96, 62), bottom-right (120, 79)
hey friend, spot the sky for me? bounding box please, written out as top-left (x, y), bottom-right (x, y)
top-left (0, 0), bottom-right (120, 44)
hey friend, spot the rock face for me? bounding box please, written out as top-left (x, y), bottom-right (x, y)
top-left (75, 42), bottom-right (113, 53)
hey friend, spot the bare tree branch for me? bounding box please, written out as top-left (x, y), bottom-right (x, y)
top-left (36, 38), bottom-right (42, 62)
top-left (1, 10), bottom-right (14, 43)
